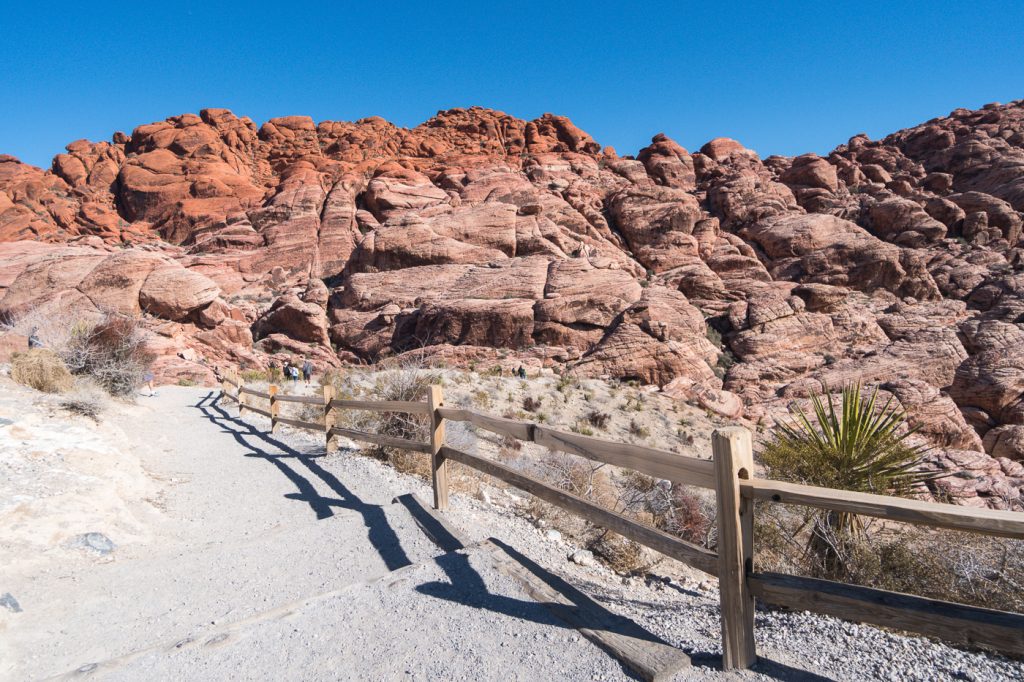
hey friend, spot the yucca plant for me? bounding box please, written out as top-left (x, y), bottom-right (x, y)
top-left (762, 383), bottom-right (938, 577)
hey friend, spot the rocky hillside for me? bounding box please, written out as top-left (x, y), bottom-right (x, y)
top-left (2, 102), bottom-right (1023, 508)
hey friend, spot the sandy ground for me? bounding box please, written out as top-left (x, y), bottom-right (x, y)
top-left (1, 378), bottom-right (1021, 681)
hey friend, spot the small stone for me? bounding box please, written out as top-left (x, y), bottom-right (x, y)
top-left (67, 532), bottom-right (116, 555)
top-left (544, 530), bottom-right (562, 542)
top-left (570, 549), bottom-right (597, 567)
top-left (0, 592), bottom-right (22, 613)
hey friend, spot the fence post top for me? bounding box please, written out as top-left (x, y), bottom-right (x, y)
top-left (712, 426), bottom-right (752, 443)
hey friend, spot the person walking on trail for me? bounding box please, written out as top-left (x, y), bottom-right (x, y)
top-left (302, 357), bottom-right (314, 385)
top-left (27, 327), bottom-right (43, 349)
top-left (517, 365), bottom-right (527, 379)
top-left (142, 371), bottom-right (156, 397)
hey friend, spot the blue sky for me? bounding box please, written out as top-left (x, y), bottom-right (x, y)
top-left (3, 1), bottom-right (1022, 168)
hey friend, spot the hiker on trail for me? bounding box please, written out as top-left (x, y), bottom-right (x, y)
top-left (517, 365), bottom-right (527, 379)
top-left (142, 371), bottom-right (156, 397)
top-left (27, 327), bottom-right (42, 349)
top-left (302, 357), bottom-right (314, 385)
top-left (289, 361), bottom-right (300, 383)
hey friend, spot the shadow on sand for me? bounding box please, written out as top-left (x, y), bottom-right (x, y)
top-left (193, 391), bottom-right (411, 571)
top-left (193, 392), bottom-right (834, 681)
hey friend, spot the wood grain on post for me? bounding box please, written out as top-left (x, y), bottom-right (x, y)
top-left (237, 371), bottom-right (247, 416)
top-left (428, 385), bottom-right (448, 511)
top-left (713, 427), bottom-right (756, 670)
top-left (268, 384), bottom-right (279, 433)
top-left (323, 384), bottom-right (336, 452)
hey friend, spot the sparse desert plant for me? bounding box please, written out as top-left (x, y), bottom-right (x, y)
top-left (11, 349), bottom-right (73, 393)
top-left (628, 419), bottom-right (649, 439)
top-left (522, 395), bottom-right (542, 412)
top-left (571, 423), bottom-right (595, 436)
top-left (338, 360), bottom-right (441, 477)
top-left (585, 410), bottom-right (610, 429)
top-left (62, 313), bottom-right (155, 397)
top-left (761, 383), bottom-right (937, 577)
top-left (177, 378), bottom-right (198, 387)
top-left (588, 531), bottom-right (652, 574)
top-left (59, 380), bottom-right (108, 421)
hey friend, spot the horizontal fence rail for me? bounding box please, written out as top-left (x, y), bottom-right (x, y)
top-left (438, 407), bottom-right (715, 489)
top-left (748, 572), bottom-right (1024, 655)
top-left (439, 445), bottom-right (719, 575)
top-left (742, 478), bottom-right (1024, 539)
top-left (216, 366), bottom-right (1024, 670)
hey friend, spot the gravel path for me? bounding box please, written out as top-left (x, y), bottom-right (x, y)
top-left (3, 385), bottom-right (1022, 681)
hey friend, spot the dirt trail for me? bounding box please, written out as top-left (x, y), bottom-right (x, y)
top-left (1, 388), bottom-right (649, 681)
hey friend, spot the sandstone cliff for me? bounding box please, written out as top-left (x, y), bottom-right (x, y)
top-left (2, 102), bottom-right (1023, 508)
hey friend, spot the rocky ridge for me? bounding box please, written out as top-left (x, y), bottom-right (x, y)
top-left (2, 102), bottom-right (1024, 508)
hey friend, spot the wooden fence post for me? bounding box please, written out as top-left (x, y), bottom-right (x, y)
top-left (237, 371), bottom-right (247, 417)
top-left (428, 384), bottom-right (448, 511)
top-left (713, 426), bottom-right (756, 670)
top-left (323, 384), bottom-right (336, 452)
top-left (220, 370), bottom-right (230, 402)
top-left (269, 384), bottom-right (279, 433)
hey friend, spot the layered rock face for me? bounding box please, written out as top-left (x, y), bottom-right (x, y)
top-left (3, 102), bottom-right (1024, 508)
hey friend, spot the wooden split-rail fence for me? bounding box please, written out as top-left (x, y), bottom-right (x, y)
top-left (218, 369), bottom-right (1024, 669)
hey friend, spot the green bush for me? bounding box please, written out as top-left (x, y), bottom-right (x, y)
top-left (762, 383), bottom-right (936, 577)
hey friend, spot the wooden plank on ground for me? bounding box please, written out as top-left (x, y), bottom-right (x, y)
top-left (440, 446), bottom-right (718, 575)
top-left (480, 538), bottom-right (691, 682)
top-left (749, 572), bottom-right (1024, 656)
top-left (330, 398), bottom-right (429, 415)
top-left (275, 416), bottom-right (323, 433)
top-left (330, 426), bottom-right (431, 454)
top-left (742, 478), bottom-right (1024, 539)
top-left (220, 391), bottom-right (239, 403)
top-left (392, 493), bottom-right (471, 552)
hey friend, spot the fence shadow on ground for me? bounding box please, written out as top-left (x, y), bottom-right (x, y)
top-left (199, 389), bottom-right (832, 681)
top-left (193, 391), bottom-right (412, 571)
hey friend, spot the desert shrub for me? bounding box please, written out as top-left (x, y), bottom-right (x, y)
top-left (177, 378), bottom-right (198, 387)
top-left (761, 383), bottom-right (937, 578)
top-left (7, 309), bottom-right (154, 397)
top-left (618, 471), bottom-right (713, 546)
top-left (59, 380), bottom-right (108, 421)
top-left (755, 504), bottom-right (1024, 612)
top-left (571, 423), bottom-right (595, 436)
top-left (522, 395), bottom-right (542, 412)
top-left (628, 419), bottom-right (649, 439)
top-left (331, 362), bottom-right (440, 477)
top-left (62, 314), bottom-right (155, 397)
top-left (588, 531), bottom-right (651, 574)
top-left (586, 410), bottom-right (610, 429)
top-left (11, 349), bottom-right (73, 393)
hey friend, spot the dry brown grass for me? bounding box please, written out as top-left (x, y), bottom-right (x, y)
top-left (755, 504), bottom-right (1024, 613)
top-left (11, 349), bottom-right (73, 393)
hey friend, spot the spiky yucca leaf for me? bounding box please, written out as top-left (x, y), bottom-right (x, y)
top-left (763, 383), bottom-right (938, 550)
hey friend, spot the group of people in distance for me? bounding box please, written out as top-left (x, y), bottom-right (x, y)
top-left (273, 356), bottom-right (315, 385)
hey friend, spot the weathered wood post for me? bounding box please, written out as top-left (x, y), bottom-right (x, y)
top-left (220, 369), bottom-right (230, 402)
top-left (237, 371), bottom-right (247, 417)
top-left (713, 426), bottom-right (756, 670)
top-left (323, 384), bottom-right (336, 452)
top-left (269, 384), bottom-right (279, 433)
top-left (428, 384), bottom-right (448, 511)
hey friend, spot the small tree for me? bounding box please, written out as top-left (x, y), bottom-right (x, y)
top-left (762, 383), bottom-right (937, 577)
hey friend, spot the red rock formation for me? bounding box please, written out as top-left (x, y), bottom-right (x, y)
top-left (3, 101), bottom-right (1024, 507)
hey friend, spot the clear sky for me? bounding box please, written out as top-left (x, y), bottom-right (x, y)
top-left (3, 1), bottom-right (1023, 168)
